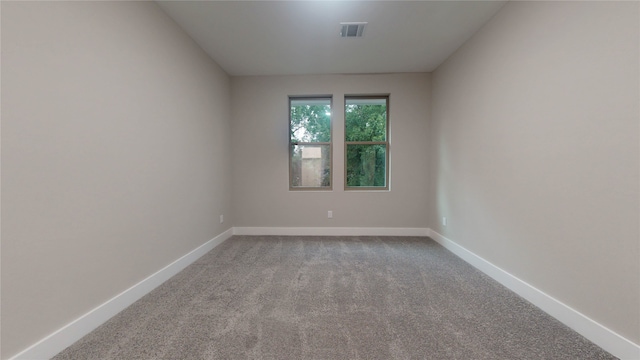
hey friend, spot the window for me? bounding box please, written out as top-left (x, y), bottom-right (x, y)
top-left (345, 96), bottom-right (389, 190)
top-left (289, 96), bottom-right (332, 190)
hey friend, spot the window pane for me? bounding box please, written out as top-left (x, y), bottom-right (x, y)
top-left (291, 145), bottom-right (331, 188)
top-left (290, 99), bottom-right (331, 143)
top-left (346, 144), bottom-right (386, 187)
top-left (345, 98), bottom-right (386, 142)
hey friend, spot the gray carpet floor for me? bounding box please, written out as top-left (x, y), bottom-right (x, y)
top-left (53, 236), bottom-right (616, 359)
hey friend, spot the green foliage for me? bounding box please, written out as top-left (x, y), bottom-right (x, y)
top-left (345, 102), bottom-right (387, 187)
top-left (345, 104), bottom-right (386, 142)
top-left (289, 99), bottom-right (387, 188)
top-left (290, 104), bottom-right (331, 143)
top-left (289, 101), bottom-right (332, 187)
top-left (346, 144), bottom-right (386, 187)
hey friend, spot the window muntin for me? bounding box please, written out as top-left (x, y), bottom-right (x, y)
top-left (345, 96), bottom-right (389, 190)
top-left (289, 97), bottom-right (332, 190)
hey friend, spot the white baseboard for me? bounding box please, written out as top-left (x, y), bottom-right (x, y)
top-left (428, 229), bottom-right (640, 360)
top-left (233, 226), bottom-right (429, 237)
top-left (9, 228), bottom-right (234, 360)
top-left (14, 227), bottom-right (637, 360)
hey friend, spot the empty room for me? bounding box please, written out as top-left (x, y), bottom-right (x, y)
top-left (1, 1), bottom-right (638, 359)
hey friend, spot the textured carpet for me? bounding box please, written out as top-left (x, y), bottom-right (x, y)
top-left (53, 236), bottom-right (616, 359)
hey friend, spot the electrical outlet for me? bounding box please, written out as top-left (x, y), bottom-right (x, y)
top-left (328, 210), bottom-right (333, 219)
top-left (442, 217), bottom-right (447, 226)
top-left (220, 214), bottom-right (224, 223)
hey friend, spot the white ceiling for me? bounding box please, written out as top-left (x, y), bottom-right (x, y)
top-left (157, 1), bottom-right (507, 76)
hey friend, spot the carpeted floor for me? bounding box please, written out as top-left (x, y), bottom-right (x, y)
top-left (53, 236), bottom-right (616, 359)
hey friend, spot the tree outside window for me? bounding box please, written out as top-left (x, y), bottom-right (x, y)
top-left (289, 97), bottom-right (332, 190)
top-left (345, 96), bottom-right (389, 190)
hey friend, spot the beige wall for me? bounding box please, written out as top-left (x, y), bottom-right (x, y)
top-left (429, 1), bottom-right (639, 344)
top-left (1, 2), bottom-right (232, 358)
top-left (231, 74), bottom-right (430, 228)
top-left (4, 0), bottom-right (638, 357)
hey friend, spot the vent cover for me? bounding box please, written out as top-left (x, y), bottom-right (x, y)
top-left (340, 22), bottom-right (367, 38)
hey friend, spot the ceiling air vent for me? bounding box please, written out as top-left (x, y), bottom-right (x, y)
top-left (340, 22), bottom-right (367, 38)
